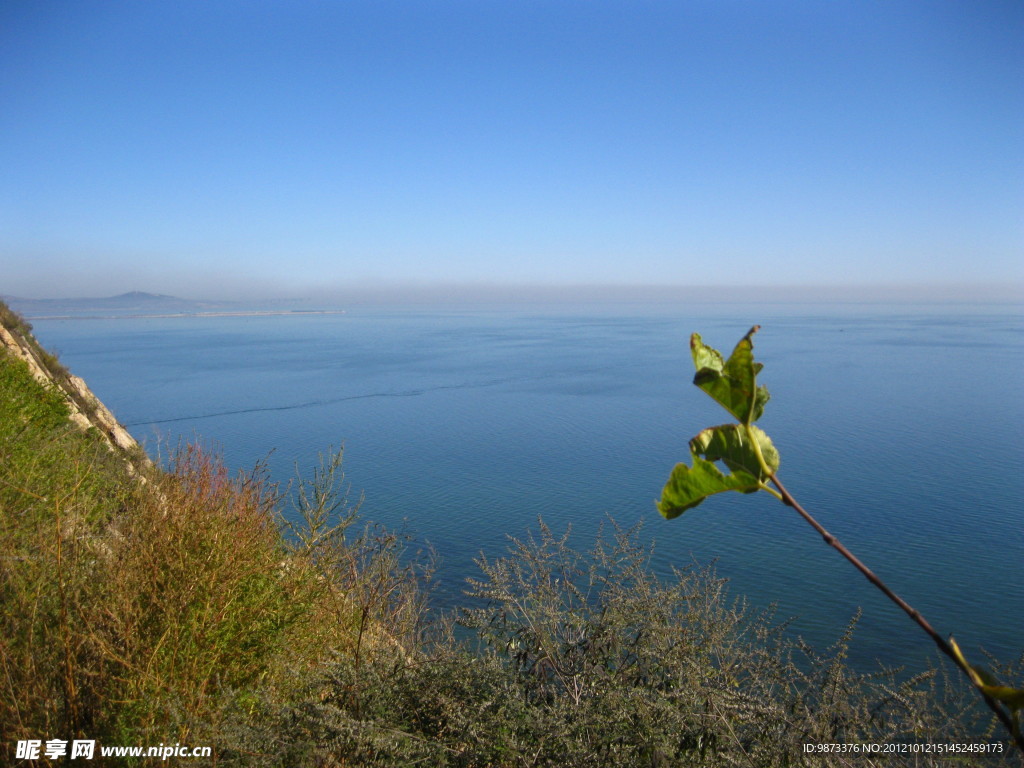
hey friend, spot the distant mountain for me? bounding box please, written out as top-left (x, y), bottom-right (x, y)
top-left (1, 292), bottom-right (230, 317)
top-left (106, 291), bottom-right (182, 303)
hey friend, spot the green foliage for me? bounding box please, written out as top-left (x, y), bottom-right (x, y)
top-left (659, 423), bottom-right (780, 518)
top-left (94, 445), bottom-right (305, 740)
top-left (0, 298), bottom-right (114, 440)
top-left (1, 346), bottom-right (142, 745)
top-left (659, 326), bottom-right (1024, 754)
top-left (691, 326), bottom-right (769, 424)
top-left (0, 299), bottom-right (34, 340)
top-left (658, 327), bottom-right (780, 518)
top-left (0, 353), bottom-right (69, 432)
top-left (221, 523), bottom-right (1018, 767)
top-left (0, 328), bottom-right (411, 751)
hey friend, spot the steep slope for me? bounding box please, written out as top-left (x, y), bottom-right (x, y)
top-left (0, 301), bottom-right (144, 466)
top-left (0, 298), bottom-right (327, 749)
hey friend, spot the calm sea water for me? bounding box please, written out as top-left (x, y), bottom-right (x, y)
top-left (29, 302), bottom-right (1024, 674)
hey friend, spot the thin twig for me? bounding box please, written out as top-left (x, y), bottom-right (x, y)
top-left (768, 471), bottom-right (1024, 755)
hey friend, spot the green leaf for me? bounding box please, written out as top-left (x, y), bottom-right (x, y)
top-left (657, 425), bottom-right (779, 518)
top-left (657, 455), bottom-right (760, 519)
top-left (691, 326), bottom-right (770, 424)
top-left (690, 424), bottom-right (779, 481)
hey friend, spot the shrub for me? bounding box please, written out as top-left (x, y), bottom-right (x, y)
top-left (225, 521), bottom-right (1014, 767)
top-left (0, 350), bottom-right (136, 745)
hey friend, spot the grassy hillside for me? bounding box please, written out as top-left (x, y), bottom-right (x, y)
top-left (0, 301), bottom-right (420, 762)
top-left (0, 300), bottom-right (1016, 766)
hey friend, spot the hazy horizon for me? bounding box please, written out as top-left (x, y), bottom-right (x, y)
top-left (4, 280), bottom-right (1023, 308)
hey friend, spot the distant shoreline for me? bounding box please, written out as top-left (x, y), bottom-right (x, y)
top-left (24, 309), bottom-right (348, 320)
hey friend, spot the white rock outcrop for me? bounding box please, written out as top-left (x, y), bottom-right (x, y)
top-left (0, 322), bottom-right (145, 460)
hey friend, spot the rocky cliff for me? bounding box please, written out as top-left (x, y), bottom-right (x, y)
top-left (0, 309), bottom-right (145, 465)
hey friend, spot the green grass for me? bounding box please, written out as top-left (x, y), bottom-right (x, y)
top-left (1, 299), bottom-right (422, 761)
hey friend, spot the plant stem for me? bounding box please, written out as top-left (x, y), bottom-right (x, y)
top-left (743, 424), bottom-right (782, 501)
top-left (767, 472), bottom-right (1024, 755)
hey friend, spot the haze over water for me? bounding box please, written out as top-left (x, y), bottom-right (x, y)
top-left (28, 299), bottom-right (1024, 677)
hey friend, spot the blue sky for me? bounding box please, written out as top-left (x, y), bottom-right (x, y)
top-left (1, 1), bottom-right (1021, 300)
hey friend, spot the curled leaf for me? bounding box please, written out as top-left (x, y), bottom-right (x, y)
top-left (691, 326), bottom-right (770, 424)
top-left (657, 455), bottom-right (760, 519)
top-left (691, 424), bottom-right (779, 481)
top-left (657, 425), bottom-right (779, 518)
